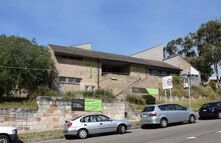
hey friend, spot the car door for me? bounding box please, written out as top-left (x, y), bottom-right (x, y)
top-left (97, 115), bottom-right (116, 133)
top-left (174, 104), bottom-right (189, 122)
top-left (80, 115), bottom-right (100, 134)
top-left (164, 104), bottom-right (179, 123)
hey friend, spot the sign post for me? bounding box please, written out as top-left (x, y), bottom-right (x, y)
top-left (162, 76), bottom-right (173, 103)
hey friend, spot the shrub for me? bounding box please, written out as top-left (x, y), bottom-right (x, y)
top-left (30, 86), bottom-right (57, 99)
top-left (64, 89), bottom-right (115, 99)
top-left (142, 95), bottom-right (156, 104)
top-left (126, 95), bottom-right (144, 105)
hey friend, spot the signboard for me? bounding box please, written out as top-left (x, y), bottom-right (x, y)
top-left (71, 99), bottom-right (85, 111)
top-left (162, 76), bottom-right (173, 89)
top-left (132, 87), bottom-right (147, 93)
top-left (85, 99), bottom-right (102, 112)
top-left (146, 88), bottom-right (159, 95)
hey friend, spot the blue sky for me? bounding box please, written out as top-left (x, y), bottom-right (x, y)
top-left (0, 0), bottom-right (220, 56)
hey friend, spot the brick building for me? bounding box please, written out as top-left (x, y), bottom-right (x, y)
top-left (48, 44), bottom-right (181, 96)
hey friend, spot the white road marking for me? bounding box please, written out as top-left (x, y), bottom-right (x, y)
top-left (216, 131), bottom-right (221, 133)
top-left (186, 136), bottom-right (197, 140)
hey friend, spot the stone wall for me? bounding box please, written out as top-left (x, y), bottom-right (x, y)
top-left (0, 96), bottom-right (125, 133)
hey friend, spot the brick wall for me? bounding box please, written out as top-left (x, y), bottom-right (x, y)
top-left (0, 96), bottom-right (125, 133)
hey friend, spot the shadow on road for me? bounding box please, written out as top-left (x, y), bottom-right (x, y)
top-left (65, 132), bottom-right (132, 140)
top-left (141, 122), bottom-right (189, 129)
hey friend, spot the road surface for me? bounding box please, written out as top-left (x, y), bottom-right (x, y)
top-left (33, 119), bottom-right (221, 143)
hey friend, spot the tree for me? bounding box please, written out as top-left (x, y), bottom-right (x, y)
top-left (0, 35), bottom-right (53, 97)
top-left (194, 20), bottom-right (221, 82)
top-left (164, 20), bottom-right (221, 81)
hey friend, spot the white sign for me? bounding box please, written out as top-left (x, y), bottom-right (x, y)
top-left (162, 76), bottom-right (173, 89)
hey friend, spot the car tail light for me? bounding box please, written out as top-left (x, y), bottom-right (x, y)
top-left (66, 121), bottom-right (72, 128)
top-left (149, 113), bottom-right (157, 117)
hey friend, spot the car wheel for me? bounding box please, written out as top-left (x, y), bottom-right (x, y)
top-left (77, 129), bottom-right (88, 139)
top-left (117, 125), bottom-right (126, 134)
top-left (160, 118), bottom-right (168, 128)
top-left (217, 112), bottom-right (221, 119)
top-left (189, 115), bottom-right (196, 123)
top-left (0, 135), bottom-right (9, 143)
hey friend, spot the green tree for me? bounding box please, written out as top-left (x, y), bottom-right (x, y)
top-left (194, 20), bottom-right (221, 81)
top-left (164, 20), bottom-right (221, 81)
top-left (0, 35), bottom-right (53, 97)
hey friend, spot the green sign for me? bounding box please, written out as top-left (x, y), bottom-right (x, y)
top-left (146, 88), bottom-right (159, 95)
top-left (85, 99), bottom-right (102, 112)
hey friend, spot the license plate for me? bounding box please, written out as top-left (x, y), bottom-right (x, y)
top-left (203, 109), bottom-right (207, 112)
top-left (142, 114), bottom-right (148, 117)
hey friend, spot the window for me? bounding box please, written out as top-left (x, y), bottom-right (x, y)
top-left (158, 105), bottom-right (167, 111)
top-left (174, 104), bottom-right (186, 110)
top-left (80, 116), bottom-right (91, 123)
top-left (59, 76), bottom-right (82, 84)
top-left (143, 106), bottom-right (155, 112)
top-left (59, 77), bottom-right (67, 83)
top-left (97, 115), bottom-right (110, 122)
top-left (166, 104), bottom-right (176, 110)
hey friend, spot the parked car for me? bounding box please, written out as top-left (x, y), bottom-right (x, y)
top-left (199, 101), bottom-right (221, 119)
top-left (64, 114), bottom-right (131, 139)
top-left (0, 126), bottom-right (18, 143)
top-left (140, 103), bottom-right (196, 128)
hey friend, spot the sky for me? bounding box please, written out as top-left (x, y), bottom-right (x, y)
top-left (0, 0), bottom-right (220, 57)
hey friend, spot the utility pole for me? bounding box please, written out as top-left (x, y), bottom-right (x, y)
top-left (188, 72), bottom-right (192, 110)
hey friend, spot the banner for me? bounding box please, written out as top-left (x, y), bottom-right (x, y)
top-left (146, 88), bottom-right (159, 95)
top-left (85, 99), bottom-right (102, 112)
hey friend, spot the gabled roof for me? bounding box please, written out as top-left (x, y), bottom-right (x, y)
top-left (49, 44), bottom-right (181, 71)
top-left (163, 54), bottom-right (200, 72)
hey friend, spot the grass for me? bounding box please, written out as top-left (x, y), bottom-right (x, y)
top-left (0, 98), bottom-right (37, 110)
top-left (18, 130), bottom-right (63, 143)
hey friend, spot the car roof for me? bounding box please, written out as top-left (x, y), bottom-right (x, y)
top-left (144, 103), bottom-right (179, 107)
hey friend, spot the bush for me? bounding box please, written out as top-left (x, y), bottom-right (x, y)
top-left (142, 95), bottom-right (156, 104)
top-left (126, 95), bottom-right (144, 105)
top-left (64, 89), bottom-right (115, 99)
top-left (30, 87), bottom-right (57, 99)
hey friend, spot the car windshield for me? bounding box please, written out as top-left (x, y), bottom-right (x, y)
top-left (143, 106), bottom-right (155, 112)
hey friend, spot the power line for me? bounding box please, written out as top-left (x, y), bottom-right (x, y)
top-left (0, 65), bottom-right (51, 71)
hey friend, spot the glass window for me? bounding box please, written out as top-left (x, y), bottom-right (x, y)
top-left (143, 106), bottom-right (155, 112)
top-left (59, 76), bottom-right (81, 84)
top-left (158, 105), bottom-right (167, 111)
top-left (97, 115), bottom-right (110, 122)
top-left (90, 115), bottom-right (98, 122)
top-left (80, 116), bottom-right (91, 123)
top-left (174, 104), bottom-right (186, 110)
top-left (59, 77), bottom-right (66, 83)
top-left (68, 78), bottom-right (76, 83)
top-left (216, 102), bottom-right (221, 107)
top-left (166, 104), bottom-right (176, 110)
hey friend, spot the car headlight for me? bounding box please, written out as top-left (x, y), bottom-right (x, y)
top-left (12, 129), bottom-right (17, 134)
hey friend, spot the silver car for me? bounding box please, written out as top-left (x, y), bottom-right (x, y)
top-left (140, 103), bottom-right (196, 128)
top-left (64, 114), bottom-right (131, 139)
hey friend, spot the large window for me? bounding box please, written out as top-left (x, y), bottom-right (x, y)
top-left (59, 76), bottom-right (82, 84)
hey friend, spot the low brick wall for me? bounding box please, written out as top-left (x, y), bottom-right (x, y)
top-left (0, 96), bottom-right (125, 133)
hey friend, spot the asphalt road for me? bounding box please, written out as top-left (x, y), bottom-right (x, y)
top-left (36, 119), bottom-right (221, 143)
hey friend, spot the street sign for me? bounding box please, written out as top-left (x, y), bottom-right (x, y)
top-left (162, 76), bottom-right (173, 89)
